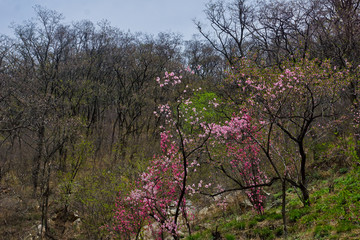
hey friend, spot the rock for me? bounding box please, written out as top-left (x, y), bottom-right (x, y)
top-left (73, 217), bottom-right (82, 232)
top-left (266, 199), bottom-right (281, 210)
top-left (243, 199), bottom-right (253, 208)
top-left (201, 222), bottom-right (212, 229)
top-left (37, 224), bottom-right (45, 236)
top-left (198, 206), bottom-right (209, 217)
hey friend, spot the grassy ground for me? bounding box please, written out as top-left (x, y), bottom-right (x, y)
top-left (186, 166), bottom-right (360, 240)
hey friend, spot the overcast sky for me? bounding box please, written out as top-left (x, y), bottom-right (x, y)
top-left (0, 0), bottom-right (209, 40)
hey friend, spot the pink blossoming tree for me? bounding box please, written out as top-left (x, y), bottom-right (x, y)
top-left (201, 112), bottom-right (268, 214)
top-left (226, 57), bottom-right (352, 206)
top-left (110, 69), bottom-right (211, 240)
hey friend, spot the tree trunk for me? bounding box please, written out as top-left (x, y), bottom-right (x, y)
top-left (299, 183), bottom-right (310, 206)
top-left (32, 125), bottom-right (45, 196)
top-left (282, 180), bottom-right (287, 239)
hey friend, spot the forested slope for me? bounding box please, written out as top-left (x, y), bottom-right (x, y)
top-left (1, 1), bottom-right (360, 239)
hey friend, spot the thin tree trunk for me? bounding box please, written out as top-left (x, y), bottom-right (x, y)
top-left (33, 125), bottom-right (45, 196)
top-left (299, 183), bottom-right (310, 206)
top-left (282, 180), bottom-right (287, 239)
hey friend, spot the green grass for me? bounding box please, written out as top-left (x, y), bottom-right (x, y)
top-left (274, 227), bottom-right (283, 237)
top-left (254, 214), bottom-right (266, 222)
top-left (293, 167), bottom-right (360, 238)
top-left (186, 233), bottom-right (202, 240)
top-left (254, 227), bottom-right (275, 240)
top-left (188, 166), bottom-right (360, 240)
top-left (336, 220), bottom-right (357, 233)
top-left (248, 219), bottom-right (257, 229)
top-left (224, 234), bottom-right (236, 240)
top-left (313, 225), bottom-right (333, 239)
top-left (339, 167), bottom-right (348, 174)
top-left (185, 230), bottom-right (212, 240)
top-left (265, 212), bottom-right (282, 221)
top-left (222, 219), bottom-right (246, 230)
top-left (288, 207), bottom-right (310, 222)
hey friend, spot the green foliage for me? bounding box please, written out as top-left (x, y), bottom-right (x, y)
top-left (313, 187), bottom-right (329, 198)
top-left (288, 207), bottom-right (310, 222)
top-left (187, 91), bottom-right (221, 120)
top-left (111, 143), bottom-right (150, 177)
top-left (274, 227), bottom-right (283, 237)
top-left (254, 227), bottom-right (275, 240)
top-left (223, 219), bottom-right (246, 230)
top-left (345, 137), bottom-right (360, 164)
top-left (273, 191), bottom-right (283, 200)
top-left (224, 234), bottom-right (236, 240)
top-left (312, 142), bottom-right (329, 162)
top-left (313, 225), bottom-right (333, 239)
top-left (193, 225), bottom-right (201, 231)
top-left (58, 139), bottom-right (95, 207)
top-left (248, 219), bottom-right (257, 228)
top-left (329, 168), bottom-right (360, 220)
top-left (178, 91), bottom-right (231, 132)
top-left (320, 135), bottom-right (360, 167)
top-left (339, 167), bottom-right (348, 174)
top-left (235, 221), bottom-right (246, 230)
top-left (288, 196), bottom-right (303, 208)
top-left (336, 220), bottom-right (357, 233)
top-left (188, 161), bottom-right (360, 240)
top-left (328, 235), bottom-right (340, 240)
top-left (74, 169), bottom-right (123, 237)
top-left (300, 213), bottom-right (317, 226)
top-left (293, 168), bottom-right (360, 237)
top-left (265, 212), bottom-right (282, 221)
top-left (254, 214), bottom-right (266, 222)
top-left (186, 233), bottom-right (202, 240)
top-left (185, 230), bottom-right (211, 240)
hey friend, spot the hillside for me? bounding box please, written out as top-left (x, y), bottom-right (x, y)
top-left (187, 165), bottom-right (360, 240)
top-left (1, 1), bottom-right (360, 239)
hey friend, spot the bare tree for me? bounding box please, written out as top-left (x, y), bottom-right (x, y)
top-left (195, 0), bottom-right (255, 65)
top-left (184, 36), bottom-right (225, 81)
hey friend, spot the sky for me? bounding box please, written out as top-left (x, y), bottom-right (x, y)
top-left (0, 0), bottom-right (209, 40)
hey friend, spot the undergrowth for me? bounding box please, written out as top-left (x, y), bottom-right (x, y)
top-left (186, 166), bottom-right (360, 240)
